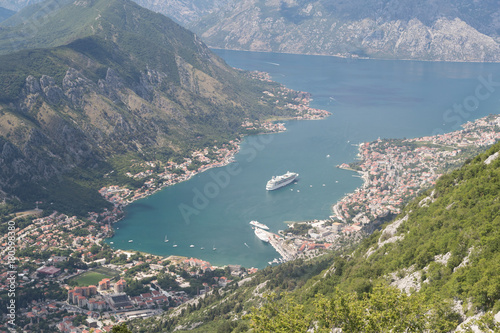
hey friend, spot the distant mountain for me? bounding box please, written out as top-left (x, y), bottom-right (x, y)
top-left (0, 0), bottom-right (233, 25)
top-left (0, 7), bottom-right (15, 22)
top-left (133, 142), bottom-right (500, 332)
top-left (0, 0), bottom-right (296, 214)
top-left (132, 0), bottom-right (234, 25)
top-left (188, 0), bottom-right (500, 62)
top-left (0, 0), bottom-right (40, 11)
top-left (4, 0), bottom-right (500, 62)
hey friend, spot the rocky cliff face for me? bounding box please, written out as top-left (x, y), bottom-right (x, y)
top-left (133, 0), bottom-right (234, 25)
top-left (189, 0), bottom-right (500, 62)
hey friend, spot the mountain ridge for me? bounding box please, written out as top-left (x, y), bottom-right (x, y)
top-left (5, 0), bottom-right (500, 62)
top-left (188, 0), bottom-right (500, 62)
top-left (0, 0), bottom-right (299, 214)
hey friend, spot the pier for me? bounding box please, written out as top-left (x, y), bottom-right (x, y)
top-left (268, 234), bottom-right (296, 261)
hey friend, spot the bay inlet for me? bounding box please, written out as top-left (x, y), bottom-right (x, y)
top-left (107, 50), bottom-right (500, 268)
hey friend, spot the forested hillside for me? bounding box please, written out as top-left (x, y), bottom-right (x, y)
top-left (129, 142), bottom-right (500, 332)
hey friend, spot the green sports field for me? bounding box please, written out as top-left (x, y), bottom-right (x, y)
top-left (69, 266), bottom-right (121, 286)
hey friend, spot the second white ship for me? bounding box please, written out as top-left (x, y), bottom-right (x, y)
top-left (266, 171), bottom-right (298, 190)
top-left (250, 221), bottom-right (269, 230)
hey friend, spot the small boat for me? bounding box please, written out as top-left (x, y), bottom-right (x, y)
top-left (200, 247), bottom-right (205, 250)
top-left (190, 244), bottom-right (195, 248)
top-left (110, 242), bottom-right (114, 244)
top-left (173, 244), bottom-right (178, 248)
top-left (326, 154), bottom-right (330, 158)
top-left (244, 243), bottom-right (249, 248)
top-left (297, 190), bottom-right (300, 193)
top-left (213, 245), bottom-right (216, 251)
top-left (164, 234), bottom-right (169, 242)
top-left (322, 184), bottom-right (326, 186)
top-left (128, 240), bottom-right (133, 243)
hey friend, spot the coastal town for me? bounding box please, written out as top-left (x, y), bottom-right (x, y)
top-left (1, 66), bottom-right (500, 330)
top-left (0, 208), bottom-right (261, 332)
top-left (334, 114), bottom-right (500, 225)
top-left (2, 106), bottom-right (500, 330)
top-left (2, 100), bottom-right (500, 331)
top-left (0, 80), bottom-right (331, 332)
top-left (245, 114), bottom-right (500, 264)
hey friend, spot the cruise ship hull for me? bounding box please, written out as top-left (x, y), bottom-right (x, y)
top-left (266, 171), bottom-right (298, 191)
top-left (254, 228), bottom-right (270, 242)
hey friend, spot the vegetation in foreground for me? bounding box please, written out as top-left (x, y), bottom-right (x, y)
top-left (126, 143), bottom-right (500, 332)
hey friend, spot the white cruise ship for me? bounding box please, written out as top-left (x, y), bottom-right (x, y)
top-left (254, 228), bottom-right (270, 242)
top-left (266, 171), bottom-right (298, 190)
top-left (250, 221), bottom-right (269, 230)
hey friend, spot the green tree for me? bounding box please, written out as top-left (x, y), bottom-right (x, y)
top-left (315, 285), bottom-right (431, 332)
top-left (111, 323), bottom-right (132, 333)
top-left (247, 293), bottom-right (312, 332)
top-left (249, 285), bottom-right (458, 333)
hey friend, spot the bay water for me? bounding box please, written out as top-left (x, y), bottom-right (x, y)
top-left (107, 51), bottom-right (500, 268)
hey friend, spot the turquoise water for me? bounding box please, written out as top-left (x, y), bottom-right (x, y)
top-left (107, 51), bottom-right (500, 268)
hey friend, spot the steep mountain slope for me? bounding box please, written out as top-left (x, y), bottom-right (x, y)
top-left (0, 0), bottom-right (298, 214)
top-left (188, 0), bottom-right (500, 62)
top-left (132, 143), bottom-right (500, 332)
top-left (0, 7), bottom-right (15, 22)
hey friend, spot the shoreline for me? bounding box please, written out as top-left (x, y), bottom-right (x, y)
top-left (103, 113), bottom-right (500, 267)
top-left (330, 114), bottom-right (500, 225)
top-left (99, 90), bottom-right (331, 264)
top-left (211, 47), bottom-right (500, 64)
